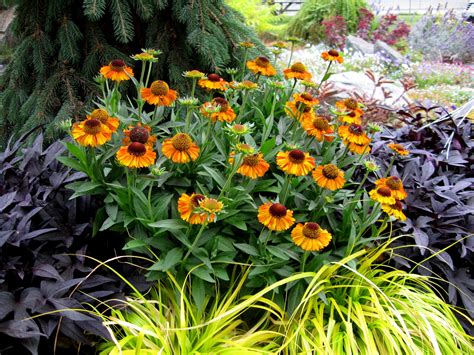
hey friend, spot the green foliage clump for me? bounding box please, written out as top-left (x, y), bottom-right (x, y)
top-left (0, 0), bottom-right (261, 145)
top-left (288, 0), bottom-right (367, 42)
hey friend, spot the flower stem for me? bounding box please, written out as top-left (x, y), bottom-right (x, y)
top-left (236, 92), bottom-right (249, 123)
top-left (240, 48), bottom-right (248, 81)
top-left (317, 61), bottom-right (332, 92)
top-left (218, 154), bottom-right (243, 199)
top-left (287, 41), bottom-right (295, 68)
top-left (280, 175), bottom-right (292, 205)
top-left (183, 222), bottom-right (208, 262)
top-left (384, 155), bottom-right (396, 177)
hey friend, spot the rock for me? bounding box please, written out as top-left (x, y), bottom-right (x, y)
top-left (328, 71), bottom-right (408, 106)
top-left (374, 40), bottom-right (406, 65)
top-left (346, 35), bottom-right (374, 54)
top-left (0, 7), bottom-right (15, 46)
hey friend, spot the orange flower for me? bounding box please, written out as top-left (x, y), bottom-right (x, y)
top-left (99, 59), bottom-right (134, 81)
top-left (344, 140), bottom-right (371, 155)
top-left (177, 193), bottom-right (209, 225)
top-left (199, 197), bottom-right (224, 223)
top-left (302, 115), bottom-right (334, 142)
top-left (116, 142), bottom-right (156, 168)
top-left (229, 152), bottom-right (270, 179)
top-left (201, 97), bottom-right (236, 123)
top-left (198, 73), bottom-right (228, 91)
top-left (87, 108), bottom-right (120, 133)
top-left (339, 111), bottom-right (362, 125)
top-left (338, 124), bottom-right (371, 145)
top-left (293, 92), bottom-right (319, 107)
top-left (381, 200), bottom-right (407, 221)
top-left (388, 143), bottom-right (409, 156)
top-left (375, 176), bottom-right (407, 200)
top-left (335, 98), bottom-right (364, 117)
top-left (246, 56), bottom-right (276, 77)
top-left (141, 80), bottom-right (178, 106)
top-left (283, 62), bottom-right (312, 81)
top-left (291, 222), bottom-right (332, 251)
top-left (321, 49), bottom-right (343, 63)
top-left (258, 202), bottom-right (295, 231)
top-left (369, 186), bottom-right (396, 205)
top-left (122, 123), bottom-right (156, 146)
top-left (312, 164), bottom-right (345, 191)
top-left (276, 150), bottom-right (315, 176)
top-left (285, 101), bottom-right (314, 122)
top-left (161, 133), bottom-right (200, 163)
top-left (71, 118), bottom-right (112, 147)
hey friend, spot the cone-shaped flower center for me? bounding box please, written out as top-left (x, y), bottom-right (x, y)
top-left (127, 142), bottom-right (147, 156)
top-left (269, 203), bottom-right (287, 217)
top-left (349, 124), bottom-right (363, 135)
top-left (241, 80), bottom-right (257, 89)
top-left (344, 98), bottom-right (358, 110)
top-left (208, 73), bottom-right (221, 82)
top-left (322, 164), bottom-right (340, 179)
top-left (288, 150), bottom-right (306, 163)
top-left (171, 133), bottom-right (192, 151)
top-left (386, 176), bottom-right (402, 190)
top-left (232, 124), bottom-right (247, 134)
top-left (303, 222), bottom-right (321, 239)
top-left (83, 119), bottom-right (101, 134)
top-left (347, 111), bottom-right (357, 118)
top-left (191, 194), bottom-right (205, 207)
top-left (328, 49), bottom-right (339, 57)
top-left (312, 117), bottom-right (330, 130)
top-left (150, 80), bottom-right (169, 96)
top-left (200, 198), bottom-right (223, 213)
top-left (236, 143), bottom-right (255, 154)
top-left (110, 59), bottom-right (126, 71)
top-left (291, 62), bottom-right (306, 73)
top-left (377, 186), bottom-right (392, 197)
top-left (90, 108), bottom-right (109, 123)
top-left (393, 200), bottom-right (403, 210)
top-left (130, 126), bottom-right (150, 144)
top-left (256, 56), bottom-right (270, 68)
top-left (212, 97), bottom-right (229, 112)
top-left (301, 92), bottom-right (314, 101)
top-left (243, 154), bottom-right (260, 167)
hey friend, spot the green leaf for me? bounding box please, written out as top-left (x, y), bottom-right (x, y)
top-left (123, 239), bottom-right (149, 251)
top-left (67, 181), bottom-right (104, 199)
top-left (200, 166), bottom-right (226, 188)
top-left (267, 245), bottom-right (290, 260)
top-left (322, 71), bottom-right (334, 82)
top-left (149, 248), bottom-right (184, 271)
top-left (260, 137), bottom-right (276, 156)
top-left (234, 243), bottom-right (259, 256)
top-left (191, 277), bottom-right (206, 312)
top-left (192, 267), bottom-right (215, 283)
top-left (148, 219), bottom-right (188, 230)
top-left (100, 217), bottom-right (118, 231)
top-left (226, 217), bottom-right (247, 231)
top-left (56, 156), bottom-right (84, 172)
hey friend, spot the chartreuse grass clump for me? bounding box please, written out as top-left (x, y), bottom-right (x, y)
top-left (94, 244), bottom-right (473, 354)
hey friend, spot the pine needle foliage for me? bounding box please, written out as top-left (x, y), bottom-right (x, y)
top-left (0, 0), bottom-right (260, 145)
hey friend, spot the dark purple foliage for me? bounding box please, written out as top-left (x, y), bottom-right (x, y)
top-left (370, 110), bottom-right (473, 330)
top-left (321, 15), bottom-right (347, 49)
top-left (0, 131), bottom-right (145, 354)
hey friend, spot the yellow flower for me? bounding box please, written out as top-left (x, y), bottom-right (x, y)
top-left (141, 80), bottom-right (178, 106)
top-left (369, 186), bottom-right (396, 205)
top-left (375, 177), bottom-right (407, 200)
top-left (87, 108), bottom-right (120, 133)
top-left (246, 56), bottom-right (276, 77)
top-left (301, 115), bottom-right (334, 142)
top-left (161, 133), bottom-right (200, 164)
top-left (283, 62), bottom-right (312, 81)
top-left (335, 98), bottom-right (364, 116)
top-left (239, 41), bottom-right (255, 48)
top-left (285, 101), bottom-right (314, 122)
top-left (276, 150), bottom-right (315, 176)
top-left (71, 118), bottom-right (112, 147)
top-left (339, 111), bottom-right (362, 125)
top-left (183, 70), bottom-right (205, 79)
top-left (198, 73), bottom-right (228, 91)
top-left (293, 92), bottom-right (319, 107)
top-left (381, 200), bottom-right (407, 221)
top-left (116, 142), bottom-right (156, 168)
top-left (99, 59), bottom-right (134, 81)
top-left (229, 152), bottom-right (270, 179)
top-left (291, 222), bottom-right (332, 251)
top-left (312, 164), bottom-right (345, 191)
top-left (258, 202), bottom-right (295, 231)
top-left (321, 49), bottom-right (343, 63)
top-left (338, 124), bottom-right (371, 145)
top-left (235, 80), bottom-right (259, 90)
top-left (344, 140), bottom-right (371, 155)
top-left (388, 143), bottom-right (410, 156)
top-left (178, 193), bottom-right (208, 225)
top-left (201, 98), bottom-right (236, 123)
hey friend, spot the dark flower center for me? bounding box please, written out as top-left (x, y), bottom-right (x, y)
top-left (129, 126), bottom-right (150, 144)
top-left (312, 117), bottom-right (330, 130)
top-left (377, 186), bottom-right (392, 197)
top-left (301, 92), bottom-right (314, 101)
top-left (171, 133), bottom-right (192, 151)
top-left (291, 62), bottom-right (306, 73)
top-left (90, 108), bottom-right (109, 123)
top-left (393, 200), bottom-right (403, 210)
top-left (322, 164), bottom-right (339, 179)
top-left (127, 142), bottom-right (147, 156)
top-left (288, 150), bottom-right (306, 163)
top-left (302, 222), bottom-right (321, 239)
top-left (150, 80), bottom-right (169, 96)
top-left (269, 203), bottom-right (287, 217)
top-left (212, 97), bottom-right (229, 112)
top-left (344, 98), bottom-right (358, 110)
top-left (208, 73), bottom-right (221, 82)
top-left (243, 154), bottom-right (260, 167)
top-left (386, 177), bottom-right (402, 190)
top-left (110, 59), bottom-right (126, 71)
top-left (255, 56), bottom-right (270, 68)
top-left (349, 124), bottom-right (363, 135)
top-left (347, 111), bottom-right (357, 118)
top-left (328, 49), bottom-right (339, 57)
top-left (296, 102), bottom-right (311, 113)
top-left (191, 194), bottom-right (205, 207)
top-left (83, 119), bottom-right (101, 134)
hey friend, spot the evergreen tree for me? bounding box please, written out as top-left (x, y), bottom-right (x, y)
top-left (0, 0), bottom-right (260, 144)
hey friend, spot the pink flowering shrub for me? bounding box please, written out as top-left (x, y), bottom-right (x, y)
top-left (321, 15), bottom-right (347, 49)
